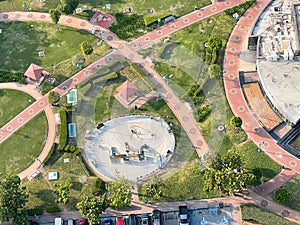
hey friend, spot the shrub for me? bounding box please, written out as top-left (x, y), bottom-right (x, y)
top-left (58, 110), bottom-right (67, 150)
top-left (209, 64), bottom-right (221, 79)
top-left (64, 144), bottom-right (70, 151)
top-left (93, 178), bottom-right (104, 195)
top-left (65, 177), bottom-right (72, 187)
top-left (70, 145), bottom-right (76, 152)
top-left (74, 148), bottom-right (81, 156)
top-left (210, 50), bottom-right (217, 65)
top-left (194, 104), bottom-right (211, 122)
top-left (230, 116), bottom-right (242, 127)
top-left (27, 208), bottom-right (43, 216)
top-left (251, 168), bottom-right (262, 185)
top-left (46, 206), bottom-right (61, 213)
top-left (81, 41), bottom-right (93, 55)
top-left (273, 188), bottom-right (291, 204)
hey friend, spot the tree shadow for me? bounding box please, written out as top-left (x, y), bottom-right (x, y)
top-left (71, 181), bottom-right (83, 192)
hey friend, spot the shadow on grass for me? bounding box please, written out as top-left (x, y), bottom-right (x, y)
top-left (36, 189), bottom-right (56, 207)
top-left (260, 168), bottom-right (278, 180)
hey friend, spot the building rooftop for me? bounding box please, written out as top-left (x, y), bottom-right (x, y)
top-left (257, 60), bottom-right (300, 125)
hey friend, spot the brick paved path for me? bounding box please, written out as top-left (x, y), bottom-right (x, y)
top-left (223, 0), bottom-right (300, 174)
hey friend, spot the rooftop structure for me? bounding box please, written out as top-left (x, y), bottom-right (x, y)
top-left (257, 60), bottom-right (300, 125)
top-left (114, 80), bottom-right (141, 108)
top-left (24, 63), bottom-right (44, 81)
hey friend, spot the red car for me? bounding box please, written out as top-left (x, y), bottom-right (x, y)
top-left (78, 218), bottom-right (88, 225)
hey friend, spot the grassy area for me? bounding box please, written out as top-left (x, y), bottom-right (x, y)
top-left (0, 89), bottom-right (34, 127)
top-left (2, 0), bottom-right (211, 17)
top-left (0, 21), bottom-right (99, 73)
top-left (23, 176), bottom-right (58, 210)
top-left (43, 152), bottom-right (99, 210)
top-left (0, 112), bottom-right (48, 175)
top-left (241, 204), bottom-right (299, 225)
top-left (280, 174), bottom-right (300, 210)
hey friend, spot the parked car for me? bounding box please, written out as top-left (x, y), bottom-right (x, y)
top-left (116, 216), bottom-right (124, 225)
top-left (104, 217), bottom-right (112, 225)
top-left (78, 217), bottom-right (88, 225)
top-left (129, 214), bottom-right (137, 225)
top-left (179, 206), bottom-right (189, 225)
top-left (152, 210), bottom-right (161, 225)
top-left (141, 213), bottom-right (149, 225)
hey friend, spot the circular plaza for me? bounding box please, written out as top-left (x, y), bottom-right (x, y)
top-left (84, 115), bottom-right (175, 182)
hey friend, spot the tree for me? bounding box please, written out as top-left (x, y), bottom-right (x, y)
top-left (76, 195), bottom-right (106, 225)
top-left (144, 177), bottom-right (163, 201)
top-left (59, 0), bottom-right (79, 15)
top-left (48, 91), bottom-right (60, 105)
top-left (54, 182), bottom-right (70, 204)
top-left (203, 152), bottom-right (255, 195)
top-left (208, 36), bottom-right (222, 51)
top-left (0, 174), bottom-right (28, 225)
top-left (273, 188), bottom-right (291, 204)
top-left (106, 176), bottom-right (132, 209)
top-left (230, 116), bottom-right (242, 128)
top-left (81, 41), bottom-right (93, 55)
top-left (49, 9), bottom-right (61, 25)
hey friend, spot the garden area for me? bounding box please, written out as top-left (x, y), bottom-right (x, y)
top-left (0, 112), bottom-right (48, 175)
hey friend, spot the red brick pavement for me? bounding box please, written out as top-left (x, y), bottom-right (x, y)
top-left (223, 0), bottom-right (300, 174)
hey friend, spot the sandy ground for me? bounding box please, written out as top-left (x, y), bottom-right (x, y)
top-left (85, 115), bottom-right (175, 182)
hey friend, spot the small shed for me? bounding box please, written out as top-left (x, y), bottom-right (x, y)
top-left (24, 63), bottom-right (44, 81)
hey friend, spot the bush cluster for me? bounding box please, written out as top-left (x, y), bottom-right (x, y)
top-left (45, 206), bottom-right (61, 213)
top-left (0, 70), bottom-right (26, 83)
top-left (93, 178), bottom-right (104, 195)
top-left (27, 208), bottom-right (43, 216)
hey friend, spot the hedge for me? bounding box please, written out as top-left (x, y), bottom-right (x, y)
top-left (46, 206), bottom-right (61, 213)
top-left (27, 208), bottom-right (43, 216)
top-left (58, 110), bottom-right (67, 151)
top-left (0, 70), bottom-right (26, 83)
top-left (225, 0), bottom-right (256, 17)
top-left (81, 41), bottom-right (93, 55)
top-left (144, 12), bottom-right (172, 26)
top-left (42, 143), bottom-right (57, 164)
top-left (241, 204), bottom-right (298, 225)
top-left (130, 63), bottom-right (155, 90)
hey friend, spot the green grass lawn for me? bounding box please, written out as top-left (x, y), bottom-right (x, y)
top-left (0, 89), bottom-right (34, 127)
top-left (0, 21), bottom-right (99, 73)
top-left (0, 112), bottom-right (48, 175)
top-left (23, 176), bottom-right (58, 210)
top-left (241, 204), bottom-right (299, 225)
top-left (280, 174), bottom-right (300, 210)
top-left (2, 0), bottom-right (211, 17)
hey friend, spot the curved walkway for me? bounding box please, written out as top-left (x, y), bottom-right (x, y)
top-left (223, 0), bottom-right (300, 174)
top-left (0, 83), bottom-right (56, 180)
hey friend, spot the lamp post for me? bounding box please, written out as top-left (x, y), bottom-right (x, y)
top-left (36, 157), bottom-right (44, 167)
top-left (257, 141), bottom-right (265, 152)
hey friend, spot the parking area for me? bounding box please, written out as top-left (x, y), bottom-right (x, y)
top-left (30, 205), bottom-right (233, 225)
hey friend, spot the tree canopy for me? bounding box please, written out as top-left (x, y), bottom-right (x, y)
top-left (273, 188), bottom-right (291, 204)
top-left (76, 195), bottom-right (106, 225)
top-left (106, 176), bottom-right (132, 209)
top-left (58, 0), bottom-right (79, 15)
top-left (0, 174), bottom-right (28, 225)
top-left (203, 152), bottom-right (254, 195)
top-left (48, 91), bottom-right (60, 105)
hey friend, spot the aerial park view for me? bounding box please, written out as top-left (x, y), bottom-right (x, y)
top-left (0, 0), bottom-right (300, 224)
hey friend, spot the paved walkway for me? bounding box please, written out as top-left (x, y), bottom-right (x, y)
top-left (223, 0), bottom-right (300, 174)
top-left (255, 168), bottom-right (296, 195)
top-left (0, 83), bottom-right (56, 180)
